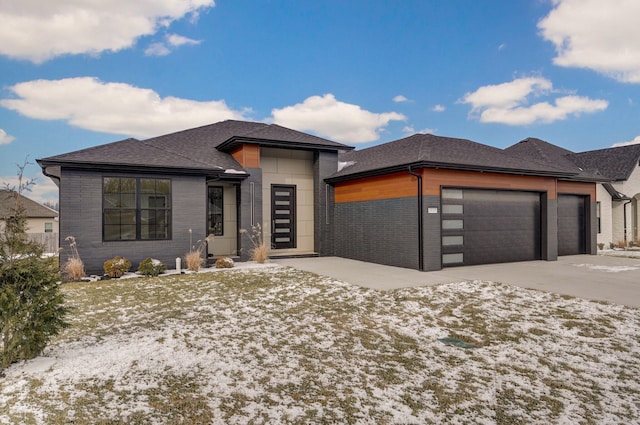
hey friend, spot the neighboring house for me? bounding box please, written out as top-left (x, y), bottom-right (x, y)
top-left (0, 189), bottom-right (59, 252)
top-left (569, 144), bottom-right (640, 247)
top-left (38, 120), bottom-right (603, 273)
top-left (505, 139), bottom-right (640, 248)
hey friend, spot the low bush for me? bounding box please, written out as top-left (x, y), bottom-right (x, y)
top-left (103, 256), bottom-right (132, 278)
top-left (215, 257), bottom-right (234, 268)
top-left (137, 257), bottom-right (167, 277)
top-left (62, 257), bottom-right (85, 281)
top-left (185, 250), bottom-right (204, 272)
top-left (62, 236), bottom-right (85, 281)
top-left (597, 243), bottom-right (605, 251)
top-left (240, 224), bottom-right (269, 264)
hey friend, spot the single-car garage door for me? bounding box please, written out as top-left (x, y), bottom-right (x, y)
top-left (441, 188), bottom-right (542, 267)
top-left (557, 194), bottom-right (587, 256)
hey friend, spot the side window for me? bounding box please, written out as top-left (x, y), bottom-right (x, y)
top-left (44, 222), bottom-right (53, 233)
top-left (596, 201), bottom-right (601, 234)
top-left (208, 187), bottom-right (224, 236)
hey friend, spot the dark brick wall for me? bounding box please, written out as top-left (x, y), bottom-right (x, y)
top-left (423, 195), bottom-right (442, 271)
top-left (588, 200), bottom-right (597, 255)
top-left (314, 151), bottom-right (338, 256)
top-left (541, 196), bottom-right (557, 260)
top-left (59, 168), bottom-right (207, 274)
top-left (334, 197), bottom-right (420, 269)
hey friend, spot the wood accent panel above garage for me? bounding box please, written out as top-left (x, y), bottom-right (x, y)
top-left (334, 168), bottom-right (562, 203)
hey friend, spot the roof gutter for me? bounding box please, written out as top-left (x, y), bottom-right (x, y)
top-left (407, 165), bottom-right (424, 271)
top-left (40, 165), bottom-right (61, 186)
top-left (326, 161), bottom-right (579, 184)
top-left (36, 160), bottom-right (250, 179)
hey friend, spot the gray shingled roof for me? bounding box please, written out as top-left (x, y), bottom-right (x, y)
top-left (330, 133), bottom-right (576, 181)
top-left (216, 123), bottom-right (352, 151)
top-left (38, 120), bottom-right (353, 174)
top-left (568, 144), bottom-right (640, 181)
top-left (505, 138), bottom-right (604, 181)
top-left (0, 190), bottom-right (58, 219)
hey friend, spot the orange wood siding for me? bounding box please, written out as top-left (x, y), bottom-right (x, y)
top-left (231, 144), bottom-right (260, 168)
top-left (334, 173), bottom-right (419, 203)
top-left (557, 180), bottom-right (597, 198)
top-left (422, 169), bottom-right (558, 199)
top-left (335, 168), bottom-right (560, 203)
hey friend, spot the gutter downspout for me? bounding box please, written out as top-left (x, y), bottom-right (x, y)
top-left (408, 166), bottom-right (424, 271)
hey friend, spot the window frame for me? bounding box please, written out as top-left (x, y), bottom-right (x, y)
top-left (596, 201), bottom-right (601, 234)
top-left (44, 222), bottom-right (53, 233)
top-left (208, 186), bottom-right (224, 236)
top-left (102, 177), bottom-right (172, 242)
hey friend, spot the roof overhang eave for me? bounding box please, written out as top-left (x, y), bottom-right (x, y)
top-left (325, 161), bottom-right (578, 184)
top-left (37, 159), bottom-right (249, 179)
top-left (217, 136), bottom-right (355, 153)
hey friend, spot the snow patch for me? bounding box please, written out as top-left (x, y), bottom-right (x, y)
top-left (572, 263), bottom-right (640, 273)
top-left (337, 160), bottom-right (355, 172)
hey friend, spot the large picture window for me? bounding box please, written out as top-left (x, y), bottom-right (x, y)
top-left (103, 177), bottom-right (171, 241)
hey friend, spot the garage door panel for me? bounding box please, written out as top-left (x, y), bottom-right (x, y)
top-left (442, 188), bottom-right (541, 267)
top-left (558, 194), bottom-right (587, 256)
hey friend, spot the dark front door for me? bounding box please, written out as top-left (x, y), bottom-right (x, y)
top-left (271, 185), bottom-right (296, 249)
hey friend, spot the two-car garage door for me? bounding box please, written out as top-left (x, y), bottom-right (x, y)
top-left (441, 188), bottom-right (542, 267)
top-left (441, 188), bottom-right (588, 267)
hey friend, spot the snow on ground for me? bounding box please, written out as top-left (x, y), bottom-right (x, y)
top-left (1, 264), bottom-right (639, 424)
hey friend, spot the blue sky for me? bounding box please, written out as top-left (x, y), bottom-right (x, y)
top-left (1, 0), bottom-right (640, 204)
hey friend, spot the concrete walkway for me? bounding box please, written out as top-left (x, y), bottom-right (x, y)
top-left (275, 254), bottom-right (640, 307)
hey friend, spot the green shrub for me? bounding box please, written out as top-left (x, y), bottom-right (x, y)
top-left (138, 257), bottom-right (167, 276)
top-left (215, 257), bottom-right (234, 268)
top-left (1, 167), bottom-right (69, 370)
top-left (103, 256), bottom-right (132, 278)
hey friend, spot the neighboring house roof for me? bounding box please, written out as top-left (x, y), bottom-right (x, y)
top-left (38, 120), bottom-right (353, 176)
top-left (329, 133), bottom-right (579, 182)
top-left (505, 137), bottom-right (605, 182)
top-left (0, 190), bottom-right (58, 219)
top-left (567, 144), bottom-right (640, 181)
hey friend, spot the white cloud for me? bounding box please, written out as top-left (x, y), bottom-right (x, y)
top-left (612, 136), bottom-right (640, 147)
top-left (393, 95), bottom-right (409, 103)
top-left (167, 33), bottom-right (201, 47)
top-left (0, 77), bottom-right (247, 138)
top-left (402, 126), bottom-right (435, 135)
top-left (146, 33), bottom-right (201, 56)
top-left (0, 0), bottom-right (215, 63)
top-left (539, 0), bottom-right (640, 83)
top-left (432, 104), bottom-right (445, 112)
top-left (271, 94), bottom-right (406, 143)
top-left (460, 77), bottom-right (608, 125)
top-left (0, 172), bottom-right (59, 205)
top-left (145, 42), bottom-right (172, 57)
top-left (0, 128), bottom-right (15, 144)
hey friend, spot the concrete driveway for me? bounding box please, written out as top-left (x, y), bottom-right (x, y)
top-left (275, 254), bottom-right (640, 307)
